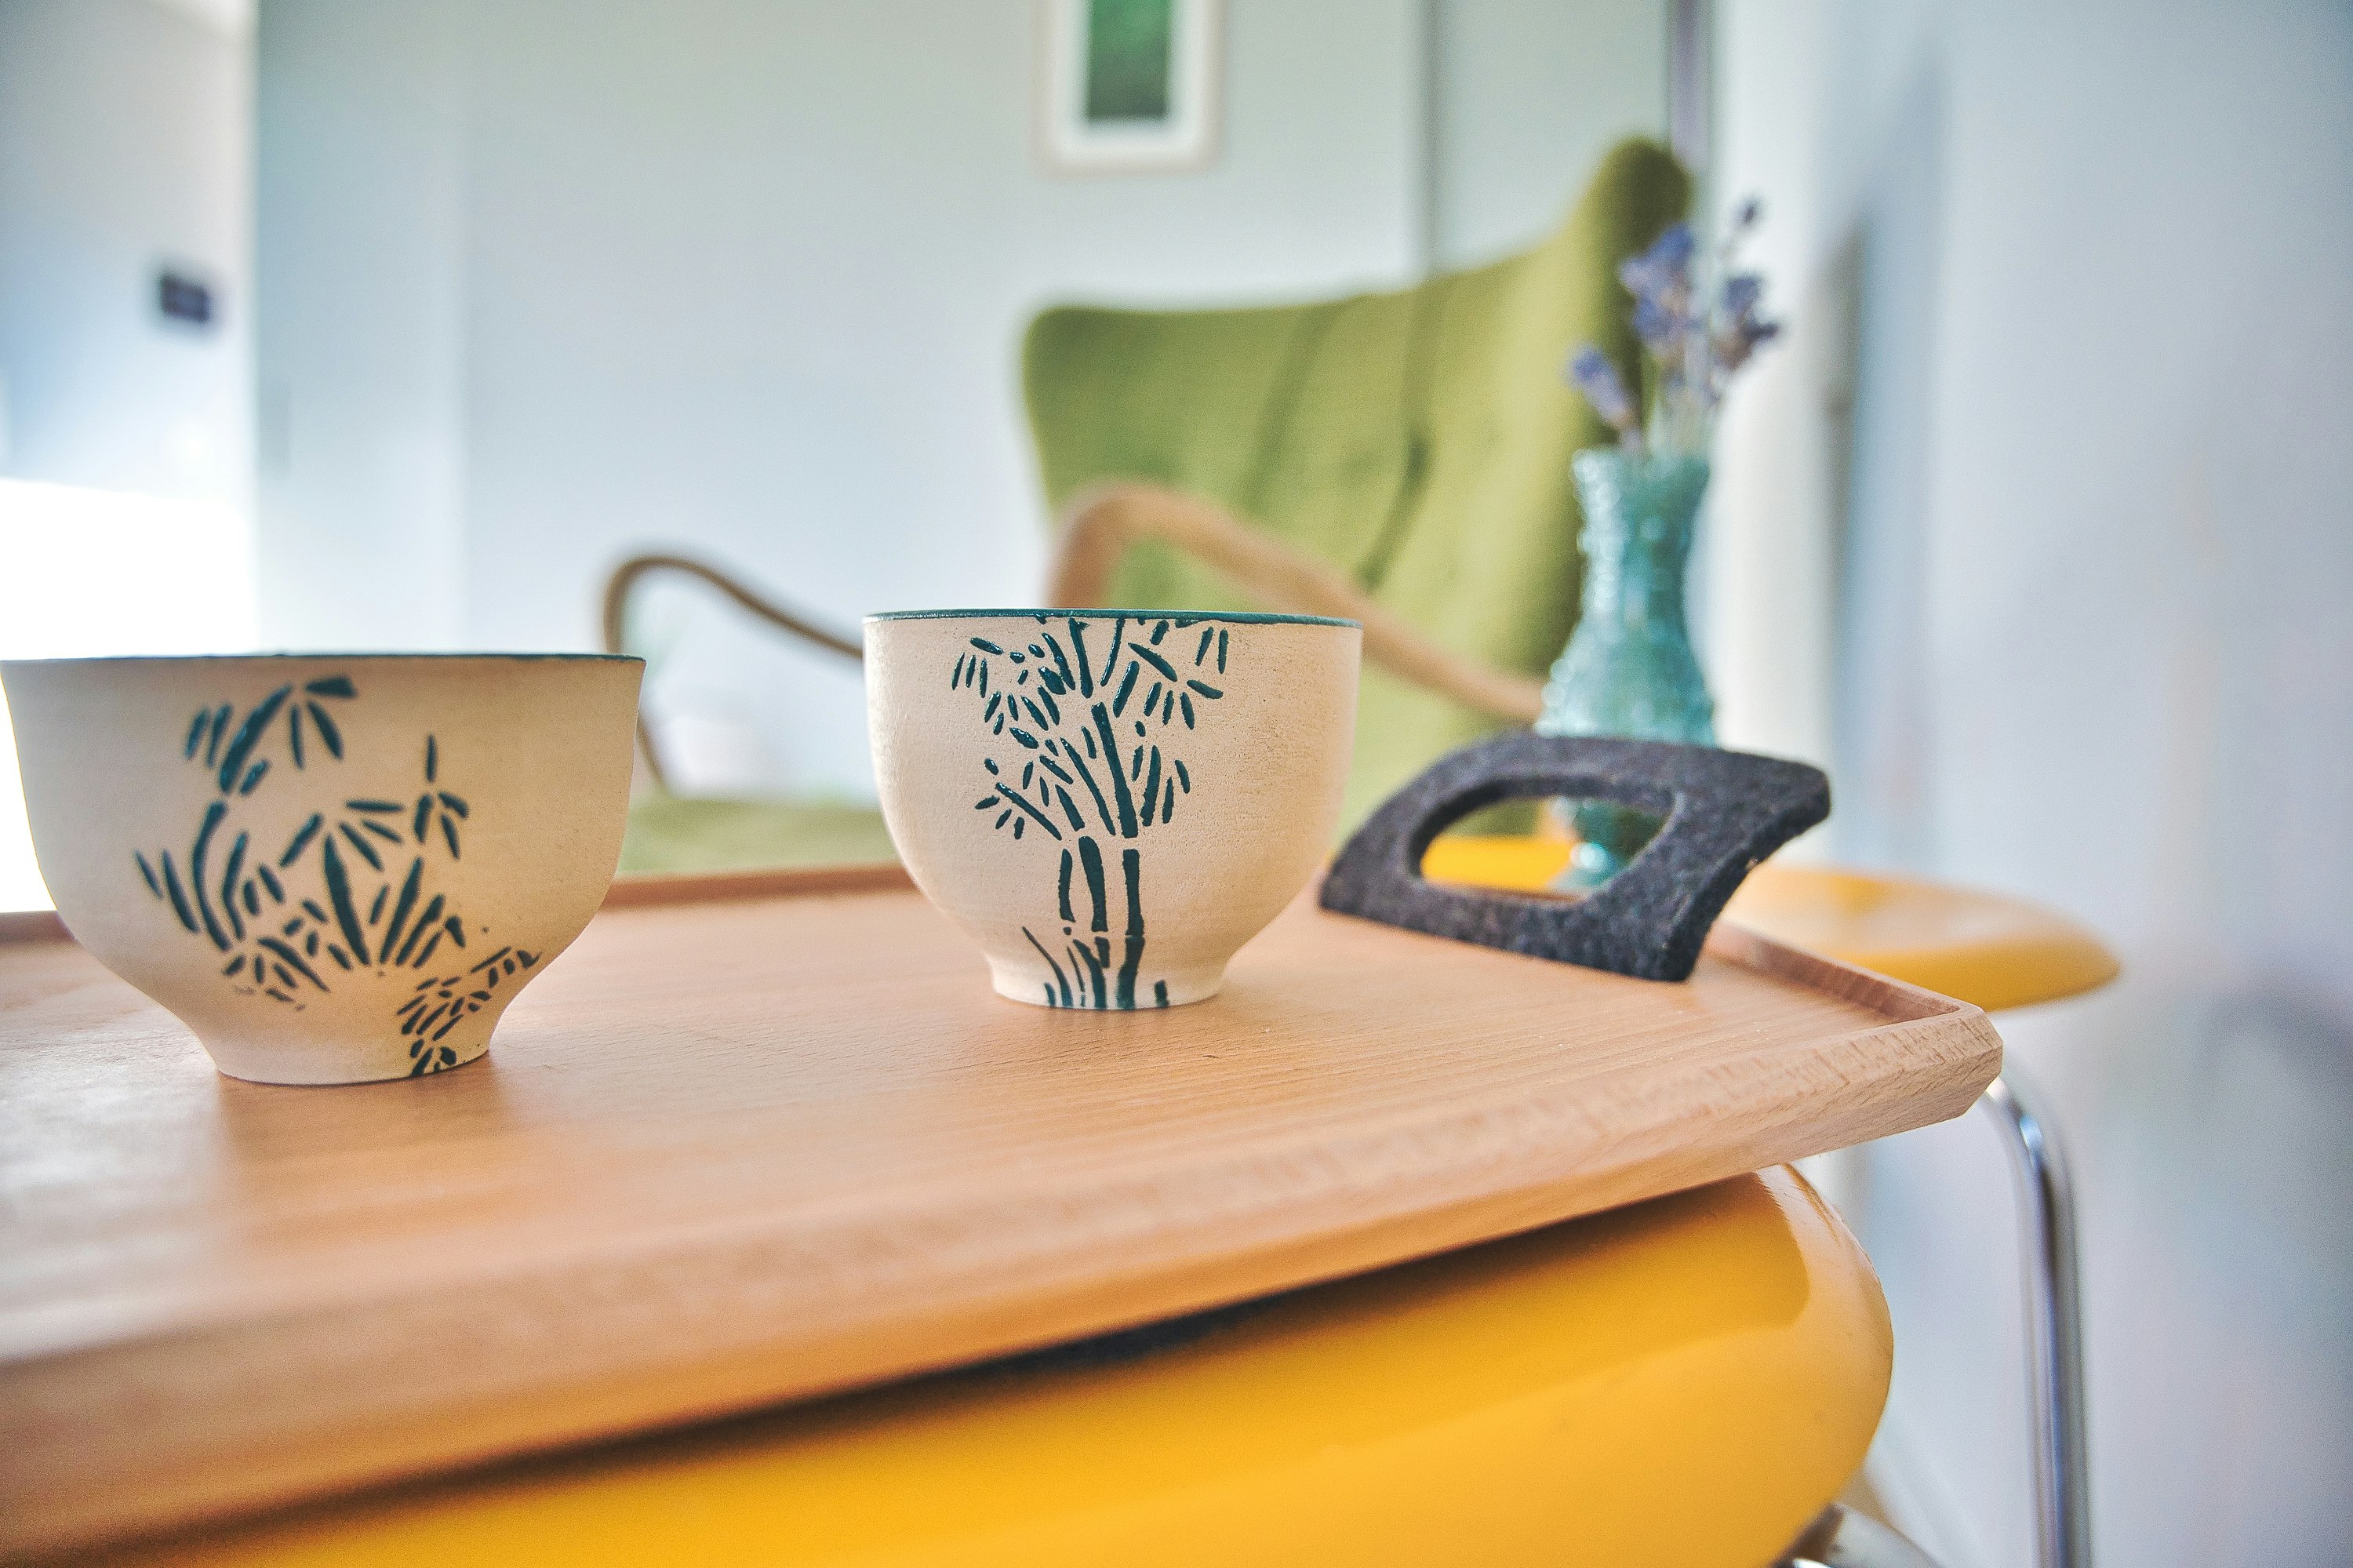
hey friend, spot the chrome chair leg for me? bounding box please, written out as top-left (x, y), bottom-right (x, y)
top-left (1981, 1071), bottom-right (2091, 1568)
top-left (1776, 1503), bottom-right (1941, 1566)
top-left (1784, 1071), bottom-right (2089, 1568)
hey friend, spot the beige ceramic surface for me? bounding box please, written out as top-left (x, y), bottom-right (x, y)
top-left (1, 653), bottom-right (642, 1084)
top-left (867, 610), bottom-right (1360, 1008)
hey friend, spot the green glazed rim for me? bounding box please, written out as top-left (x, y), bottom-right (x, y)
top-left (867, 608), bottom-right (1358, 629)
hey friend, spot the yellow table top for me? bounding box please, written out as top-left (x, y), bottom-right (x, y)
top-left (101, 1169), bottom-right (1885, 1568)
top-left (1420, 835), bottom-right (2121, 1013)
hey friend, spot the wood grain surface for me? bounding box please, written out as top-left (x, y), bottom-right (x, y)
top-left (0, 872), bottom-right (2000, 1559)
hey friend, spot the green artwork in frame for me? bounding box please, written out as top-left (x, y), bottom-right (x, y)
top-left (1041, 0), bottom-right (1220, 173)
top-left (1084, 0), bottom-right (1174, 123)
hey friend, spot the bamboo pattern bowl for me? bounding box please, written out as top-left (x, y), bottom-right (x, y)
top-left (2, 654), bottom-right (642, 1084)
top-left (867, 609), bottom-right (1360, 1009)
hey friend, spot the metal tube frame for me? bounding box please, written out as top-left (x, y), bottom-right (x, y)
top-left (1980, 1071), bottom-right (2091, 1568)
top-left (1778, 1501), bottom-right (1940, 1567)
top-left (1778, 1068), bottom-right (2090, 1568)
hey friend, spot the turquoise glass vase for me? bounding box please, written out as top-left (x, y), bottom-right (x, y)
top-left (1536, 449), bottom-right (1716, 890)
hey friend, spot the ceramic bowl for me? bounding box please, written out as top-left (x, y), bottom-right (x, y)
top-left (867, 609), bottom-right (1360, 1009)
top-left (2, 653), bottom-right (643, 1084)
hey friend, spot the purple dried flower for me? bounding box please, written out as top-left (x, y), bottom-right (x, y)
top-left (1565, 346), bottom-right (1642, 449)
top-left (1710, 271), bottom-right (1779, 374)
top-left (1714, 315), bottom-right (1782, 374)
top-left (1646, 221), bottom-right (1698, 271)
top-left (1632, 294), bottom-right (1685, 353)
top-left (1618, 223), bottom-right (1697, 307)
top-left (1578, 199), bottom-right (1780, 455)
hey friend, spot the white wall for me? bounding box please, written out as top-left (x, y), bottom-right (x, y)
top-left (0, 0), bottom-right (257, 911)
top-left (255, 0), bottom-right (1678, 800)
top-left (253, 0), bottom-right (467, 653)
top-left (1718, 1), bottom-right (2353, 1563)
top-left (0, 0), bottom-right (251, 500)
top-left (1430, 0), bottom-right (1667, 267)
top-left (258, 0), bottom-right (1435, 799)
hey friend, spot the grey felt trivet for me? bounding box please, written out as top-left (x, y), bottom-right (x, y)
top-left (1318, 733), bottom-right (1831, 982)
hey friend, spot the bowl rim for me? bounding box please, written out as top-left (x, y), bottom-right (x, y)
top-left (866, 608), bottom-right (1358, 628)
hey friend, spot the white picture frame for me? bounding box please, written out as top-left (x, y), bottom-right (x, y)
top-left (1038, 0), bottom-right (1223, 174)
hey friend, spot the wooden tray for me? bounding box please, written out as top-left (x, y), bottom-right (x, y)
top-left (0, 864), bottom-right (2000, 1558)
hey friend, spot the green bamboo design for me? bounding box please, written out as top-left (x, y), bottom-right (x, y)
top-left (955, 614), bottom-right (1224, 1010)
top-left (396, 944), bottom-right (540, 1075)
top-left (140, 682), bottom-right (481, 1052)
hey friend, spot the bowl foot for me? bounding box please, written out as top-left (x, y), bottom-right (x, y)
top-left (198, 1031), bottom-right (492, 1086)
top-left (986, 959), bottom-right (1227, 1011)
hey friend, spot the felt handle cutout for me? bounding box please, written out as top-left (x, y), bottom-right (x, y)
top-left (1318, 733), bottom-right (1830, 981)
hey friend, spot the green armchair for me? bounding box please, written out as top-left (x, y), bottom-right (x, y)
top-left (612, 139), bottom-right (1689, 875)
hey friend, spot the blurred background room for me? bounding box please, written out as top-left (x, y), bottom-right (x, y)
top-left (2, 0), bottom-right (2348, 1563)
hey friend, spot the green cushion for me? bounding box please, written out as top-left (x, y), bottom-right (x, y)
top-left (620, 796), bottom-right (896, 876)
top-left (1024, 139), bottom-right (1689, 827)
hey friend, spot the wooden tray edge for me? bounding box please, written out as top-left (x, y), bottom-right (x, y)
top-left (0, 908), bottom-right (67, 945)
top-left (3, 850), bottom-right (2014, 1044)
top-left (1706, 917), bottom-right (1971, 1025)
top-left (0, 864), bottom-right (918, 949)
top-left (599, 869), bottom-right (1997, 1031)
top-left (598, 860), bottom-right (912, 908)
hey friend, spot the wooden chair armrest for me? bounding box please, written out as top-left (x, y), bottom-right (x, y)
top-left (1046, 482), bottom-right (1547, 726)
top-left (600, 553), bottom-right (864, 793)
top-left (603, 488), bottom-right (1544, 795)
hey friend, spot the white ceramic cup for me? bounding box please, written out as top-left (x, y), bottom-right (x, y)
top-left (867, 609), bottom-right (1360, 1009)
top-left (2, 653), bottom-right (643, 1084)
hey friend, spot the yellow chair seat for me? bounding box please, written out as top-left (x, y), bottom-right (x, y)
top-left (1419, 835), bottom-right (2120, 1012)
top-left (111, 1170), bottom-right (1885, 1568)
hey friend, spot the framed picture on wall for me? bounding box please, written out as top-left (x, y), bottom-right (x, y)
top-left (1038, 0), bottom-right (1223, 173)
